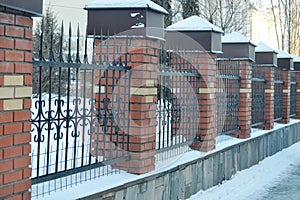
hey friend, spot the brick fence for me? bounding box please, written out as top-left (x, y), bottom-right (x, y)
top-left (1, 5), bottom-right (300, 200)
top-left (0, 6), bottom-right (33, 200)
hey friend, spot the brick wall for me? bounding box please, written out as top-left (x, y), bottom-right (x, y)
top-left (235, 61), bottom-right (252, 139)
top-left (280, 70), bottom-right (291, 124)
top-left (190, 53), bottom-right (217, 152)
top-left (263, 66), bottom-right (275, 130)
top-left (0, 8), bottom-right (33, 200)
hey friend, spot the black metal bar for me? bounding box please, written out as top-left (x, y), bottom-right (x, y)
top-left (31, 155), bottom-right (129, 185)
top-left (59, 22), bottom-right (64, 62)
top-left (32, 61), bottom-right (130, 71)
top-left (76, 25), bottom-right (80, 63)
top-left (49, 20), bottom-right (54, 61)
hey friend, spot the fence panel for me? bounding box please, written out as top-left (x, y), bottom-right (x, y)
top-left (156, 50), bottom-right (200, 159)
top-left (274, 69), bottom-right (284, 121)
top-left (216, 59), bottom-right (240, 135)
top-left (290, 72), bottom-right (297, 116)
top-left (31, 22), bottom-right (131, 197)
top-left (251, 65), bottom-right (265, 126)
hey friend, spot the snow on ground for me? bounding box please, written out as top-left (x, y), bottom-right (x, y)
top-left (188, 139), bottom-right (300, 200)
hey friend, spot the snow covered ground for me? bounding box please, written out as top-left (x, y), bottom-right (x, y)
top-left (188, 140), bottom-right (300, 200)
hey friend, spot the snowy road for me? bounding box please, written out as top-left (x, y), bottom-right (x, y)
top-left (188, 141), bottom-right (300, 200)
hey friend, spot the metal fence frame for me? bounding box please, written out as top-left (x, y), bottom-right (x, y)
top-left (251, 65), bottom-right (265, 127)
top-left (156, 50), bottom-right (200, 157)
top-left (290, 71), bottom-right (297, 117)
top-left (274, 68), bottom-right (284, 121)
top-left (216, 59), bottom-right (240, 135)
top-left (31, 22), bottom-right (132, 197)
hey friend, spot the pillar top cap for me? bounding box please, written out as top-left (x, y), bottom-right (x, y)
top-left (166, 15), bottom-right (223, 33)
top-left (277, 50), bottom-right (293, 59)
top-left (84, 0), bottom-right (168, 15)
top-left (255, 42), bottom-right (277, 53)
top-left (222, 32), bottom-right (255, 46)
top-left (291, 54), bottom-right (300, 63)
top-left (0, 0), bottom-right (43, 16)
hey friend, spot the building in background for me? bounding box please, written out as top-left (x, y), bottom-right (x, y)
top-left (34, 0), bottom-right (91, 35)
top-left (249, 7), bottom-right (279, 50)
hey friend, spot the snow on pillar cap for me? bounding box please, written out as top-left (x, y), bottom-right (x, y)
top-left (84, 0), bottom-right (168, 14)
top-left (255, 42), bottom-right (278, 67)
top-left (277, 50), bottom-right (294, 70)
top-left (84, 0), bottom-right (167, 37)
top-left (165, 15), bottom-right (223, 53)
top-left (291, 54), bottom-right (300, 71)
top-left (220, 32), bottom-right (256, 62)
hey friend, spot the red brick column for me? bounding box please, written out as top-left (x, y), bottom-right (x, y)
top-left (190, 53), bottom-right (217, 152)
top-left (122, 38), bottom-right (158, 174)
top-left (234, 61), bottom-right (252, 139)
top-left (263, 66), bottom-right (275, 130)
top-left (0, 8), bottom-right (33, 200)
top-left (294, 71), bottom-right (300, 119)
top-left (93, 37), bottom-right (160, 174)
top-left (279, 70), bottom-right (291, 124)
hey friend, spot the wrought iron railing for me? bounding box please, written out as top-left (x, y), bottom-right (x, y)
top-left (251, 65), bottom-right (265, 127)
top-left (216, 59), bottom-right (240, 135)
top-left (156, 50), bottom-right (200, 159)
top-left (274, 68), bottom-right (284, 121)
top-left (290, 72), bottom-right (297, 116)
top-left (31, 21), bottom-right (131, 197)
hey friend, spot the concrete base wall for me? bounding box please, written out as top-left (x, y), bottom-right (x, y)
top-left (80, 122), bottom-right (300, 200)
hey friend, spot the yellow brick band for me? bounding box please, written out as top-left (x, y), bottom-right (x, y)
top-left (283, 89), bottom-right (290, 93)
top-left (15, 87), bottom-right (32, 98)
top-left (240, 89), bottom-right (252, 93)
top-left (4, 75), bottom-right (23, 86)
top-left (0, 88), bottom-right (14, 99)
top-left (146, 80), bottom-right (155, 87)
top-left (297, 89), bottom-right (300, 93)
top-left (265, 89), bottom-right (274, 93)
top-left (131, 87), bottom-right (157, 95)
top-left (199, 88), bottom-right (216, 94)
top-left (145, 96), bottom-right (154, 103)
top-left (3, 99), bottom-right (23, 110)
top-left (94, 86), bottom-right (106, 94)
top-left (172, 88), bottom-right (180, 93)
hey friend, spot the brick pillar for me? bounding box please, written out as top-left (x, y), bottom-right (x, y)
top-left (279, 70), bottom-right (291, 124)
top-left (93, 37), bottom-right (160, 174)
top-left (0, 8), bottom-right (33, 200)
top-left (233, 61), bottom-right (252, 139)
top-left (123, 38), bottom-right (158, 174)
top-left (190, 53), bottom-right (217, 152)
top-left (262, 66), bottom-right (275, 130)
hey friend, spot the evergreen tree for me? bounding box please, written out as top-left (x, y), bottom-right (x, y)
top-left (180, 0), bottom-right (199, 19)
top-left (33, 8), bottom-right (61, 60)
top-left (151, 0), bottom-right (173, 27)
top-left (32, 8), bottom-right (69, 96)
